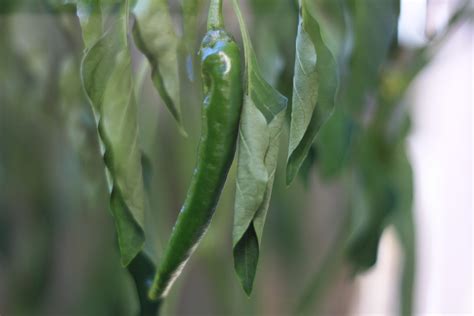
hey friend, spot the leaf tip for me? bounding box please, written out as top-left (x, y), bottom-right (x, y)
top-left (233, 226), bottom-right (259, 297)
top-left (285, 160), bottom-right (297, 186)
top-left (178, 124), bottom-right (189, 138)
top-left (242, 280), bottom-right (254, 297)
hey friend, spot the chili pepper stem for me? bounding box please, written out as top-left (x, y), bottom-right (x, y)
top-left (208, 0), bottom-right (224, 30)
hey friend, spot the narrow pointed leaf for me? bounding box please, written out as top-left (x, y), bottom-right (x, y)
top-left (180, 0), bottom-right (205, 81)
top-left (232, 0), bottom-right (288, 295)
top-left (133, 0), bottom-right (186, 136)
top-left (286, 0), bottom-right (338, 185)
top-left (77, 0), bottom-right (145, 266)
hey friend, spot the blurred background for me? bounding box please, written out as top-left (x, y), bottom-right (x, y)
top-left (0, 0), bottom-right (472, 315)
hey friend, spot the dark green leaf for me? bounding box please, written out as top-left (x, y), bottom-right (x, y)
top-left (345, 131), bottom-right (396, 272)
top-left (77, 0), bottom-right (146, 266)
top-left (133, 0), bottom-right (186, 136)
top-left (286, 0), bottom-right (339, 185)
top-left (316, 108), bottom-right (354, 178)
top-left (315, 0), bottom-right (400, 178)
top-left (346, 0), bottom-right (400, 114)
top-left (233, 225), bottom-right (259, 296)
top-left (232, 0), bottom-right (288, 295)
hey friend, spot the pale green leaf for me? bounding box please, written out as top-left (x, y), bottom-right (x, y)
top-left (75, 0), bottom-right (102, 47)
top-left (232, 0), bottom-right (288, 295)
top-left (306, 0), bottom-right (349, 65)
top-left (77, 0), bottom-right (145, 266)
top-left (180, 0), bottom-right (205, 80)
top-left (133, 0), bottom-right (186, 136)
top-left (286, 0), bottom-right (339, 184)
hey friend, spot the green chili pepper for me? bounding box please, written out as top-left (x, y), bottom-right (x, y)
top-left (148, 0), bottom-right (243, 300)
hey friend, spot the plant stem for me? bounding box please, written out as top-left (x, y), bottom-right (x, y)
top-left (208, 0), bottom-right (224, 30)
top-left (295, 214), bottom-right (350, 315)
top-left (128, 252), bottom-right (162, 316)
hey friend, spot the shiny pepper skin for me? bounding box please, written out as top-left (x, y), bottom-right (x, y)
top-left (148, 28), bottom-right (243, 300)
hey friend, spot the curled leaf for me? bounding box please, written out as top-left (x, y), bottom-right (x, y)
top-left (232, 0), bottom-right (288, 295)
top-left (286, 1), bottom-right (338, 185)
top-left (77, 0), bottom-right (145, 266)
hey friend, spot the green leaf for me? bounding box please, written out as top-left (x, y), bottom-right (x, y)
top-left (306, 0), bottom-right (349, 66)
top-left (233, 224), bottom-right (259, 296)
top-left (232, 0), bottom-right (288, 295)
top-left (315, 0), bottom-right (400, 178)
top-left (180, 0), bottom-right (205, 81)
top-left (133, 0), bottom-right (186, 136)
top-left (77, 0), bottom-right (145, 266)
top-left (75, 0), bottom-right (102, 47)
top-left (345, 129), bottom-right (397, 272)
top-left (346, 0), bottom-right (400, 114)
top-left (286, 0), bottom-right (339, 185)
top-left (316, 108), bottom-right (354, 178)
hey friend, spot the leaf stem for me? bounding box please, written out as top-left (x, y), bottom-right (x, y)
top-left (208, 0), bottom-right (224, 30)
top-left (295, 214), bottom-right (350, 315)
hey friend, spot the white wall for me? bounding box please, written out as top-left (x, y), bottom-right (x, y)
top-left (354, 1), bottom-right (473, 314)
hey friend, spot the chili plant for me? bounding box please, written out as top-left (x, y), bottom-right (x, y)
top-left (0, 0), bottom-right (470, 315)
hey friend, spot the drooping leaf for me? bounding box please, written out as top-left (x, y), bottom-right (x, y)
top-left (133, 0), bottom-right (186, 136)
top-left (315, 0), bottom-right (400, 179)
top-left (75, 0), bottom-right (102, 47)
top-left (77, 0), bottom-right (146, 266)
top-left (316, 107), bottom-right (354, 178)
top-left (346, 0), bottom-right (400, 115)
top-left (232, 0), bottom-right (288, 296)
top-left (180, 0), bottom-right (205, 81)
top-left (345, 128), bottom-right (398, 272)
top-left (286, 0), bottom-right (339, 185)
